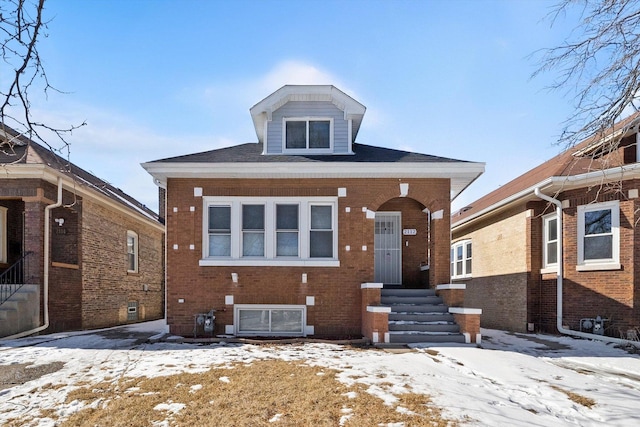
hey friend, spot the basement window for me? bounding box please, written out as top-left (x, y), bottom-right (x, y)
top-left (235, 305), bottom-right (305, 336)
top-left (127, 301), bottom-right (139, 321)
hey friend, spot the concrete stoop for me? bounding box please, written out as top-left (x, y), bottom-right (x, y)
top-left (381, 288), bottom-right (466, 344)
top-left (0, 284), bottom-right (40, 338)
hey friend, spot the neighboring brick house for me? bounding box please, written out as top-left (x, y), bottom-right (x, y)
top-left (451, 113), bottom-right (640, 337)
top-left (143, 85), bottom-right (484, 342)
top-left (0, 126), bottom-right (164, 338)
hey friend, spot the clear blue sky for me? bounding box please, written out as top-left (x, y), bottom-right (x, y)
top-left (34, 0), bottom-right (579, 212)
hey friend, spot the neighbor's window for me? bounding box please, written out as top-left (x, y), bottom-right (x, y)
top-left (284, 118), bottom-right (332, 150)
top-left (542, 214), bottom-right (559, 269)
top-left (202, 197), bottom-right (338, 266)
top-left (577, 201), bottom-right (620, 269)
top-left (0, 207), bottom-right (7, 264)
top-left (451, 240), bottom-right (472, 279)
top-left (126, 230), bottom-right (138, 273)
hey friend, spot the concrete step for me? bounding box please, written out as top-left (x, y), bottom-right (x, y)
top-left (387, 331), bottom-right (467, 344)
top-left (386, 303), bottom-right (449, 313)
top-left (381, 288), bottom-right (437, 297)
top-left (380, 295), bottom-right (443, 305)
top-left (388, 321), bottom-right (460, 333)
top-left (389, 312), bottom-right (455, 322)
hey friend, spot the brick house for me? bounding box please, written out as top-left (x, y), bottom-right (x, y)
top-left (451, 113), bottom-right (640, 338)
top-left (143, 85), bottom-right (484, 343)
top-left (0, 126), bottom-right (165, 338)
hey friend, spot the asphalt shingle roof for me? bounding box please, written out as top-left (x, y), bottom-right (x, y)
top-left (149, 142), bottom-right (471, 164)
top-left (0, 126), bottom-right (159, 221)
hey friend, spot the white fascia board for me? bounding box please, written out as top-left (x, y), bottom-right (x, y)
top-left (142, 161), bottom-right (485, 182)
top-left (452, 163), bottom-right (640, 232)
top-left (3, 164), bottom-right (164, 231)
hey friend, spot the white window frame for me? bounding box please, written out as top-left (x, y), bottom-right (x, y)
top-left (451, 239), bottom-right (472, 279)
top-left (0, 207), bottom-right (7, 264)
top-left (126, 230), bottom-right (138, 273)
top-left (234, 304), bottom-right (307, 337)
top-left (282, 117), bottom-right (333, 153)
top-left (200, 196), bottom-right (339, 267)
top-left (541, 213), bottom-right (559, 273)
top-left (577, 200), bottom-right (620, 271)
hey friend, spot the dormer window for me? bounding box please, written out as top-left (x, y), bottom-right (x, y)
top-left (284, 118), bottom-right (332, 151)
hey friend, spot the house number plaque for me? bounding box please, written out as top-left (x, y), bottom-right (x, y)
top-left (402, 229), bottom-right (417, 236)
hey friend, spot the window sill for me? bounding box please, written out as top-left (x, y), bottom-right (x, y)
top-left (576, 262), bottom-right (621, 272)
top-left (450, 275), bottom-right (472, 281)
top-left (199, 258), bottom-right (340, 267)
top-left (540, 267), bottom-right (558, 275)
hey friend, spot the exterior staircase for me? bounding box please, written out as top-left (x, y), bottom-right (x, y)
top-left (381, 287), bottom-right (466, 344)
top-left (0, 284), bottom-right (40, 337)
top-left (0, 252), bottom-right (40, 338)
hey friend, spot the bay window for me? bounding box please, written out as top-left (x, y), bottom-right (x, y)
top-left (202, 197), bottom-right (338, 266)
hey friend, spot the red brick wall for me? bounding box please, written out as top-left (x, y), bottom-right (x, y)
top-left (554, 185), bottom-right (638, 332)
top-left (165, 177), bottom-right (451, 337)
top-left (80, 198), bottom-right (164, 329)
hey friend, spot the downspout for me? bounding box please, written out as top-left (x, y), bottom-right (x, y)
top-left (2, 177), bottom-right (63, 340)
top-left (534, 187), bottom-right (633, 346)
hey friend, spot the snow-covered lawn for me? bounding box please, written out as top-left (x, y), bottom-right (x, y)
top-left (1, 320), bottom-right (640, 426)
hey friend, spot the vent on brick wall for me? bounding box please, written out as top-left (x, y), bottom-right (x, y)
top-left (128, 301), bottom-right (139, 321)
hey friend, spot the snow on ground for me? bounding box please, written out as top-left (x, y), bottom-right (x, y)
top-left (1, 320), bottom-right (640, 426)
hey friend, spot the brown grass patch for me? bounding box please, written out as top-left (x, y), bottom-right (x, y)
top-left (52, 359), bottom-right (456, 426)
top-left (550, 385), bottom-right (596, 408)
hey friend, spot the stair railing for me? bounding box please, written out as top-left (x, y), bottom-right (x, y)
top-left (0, 251), bottom-right (33, 307)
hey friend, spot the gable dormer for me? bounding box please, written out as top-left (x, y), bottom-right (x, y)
top-left (250, 85), bottom-right (366, 155)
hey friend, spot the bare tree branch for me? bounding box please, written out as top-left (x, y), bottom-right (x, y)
top-left (0, 0), bottom-right (85, 164)
top-left (533, 0), bottom-right (640, 148)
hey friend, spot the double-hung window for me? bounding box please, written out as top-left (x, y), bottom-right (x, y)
top-left (126, 230), bottom-right (138, 273)
top-left (202, 197), bottom-right (338, 267)
top-left (284, 118), bottom-right (332, 151)
top-left (450, 240), bottom-right (472, 279)
top-left (242, 204), bottom-right (265, 257)
top-left (577, 201), bottom-right (620, 270)
top-left (276, 204), bottom-right (299, 256)
top-left (208, 206), bottom-right (231, 257)
top-left (542, 214), bottom-right (559, 270)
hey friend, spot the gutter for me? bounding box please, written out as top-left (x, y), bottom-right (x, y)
top-left (533, 187), bottom-right (636, 346)
top-left (2, 177), bottom-right (63, 339)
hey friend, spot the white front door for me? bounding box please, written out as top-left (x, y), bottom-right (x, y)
top-left (374, 212), bottom-right (402, 284)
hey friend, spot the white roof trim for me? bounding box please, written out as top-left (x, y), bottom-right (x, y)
top-left (2, 164), bottom-right (163, 231)
top-left (142, 161), bottom-right (485, 200)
